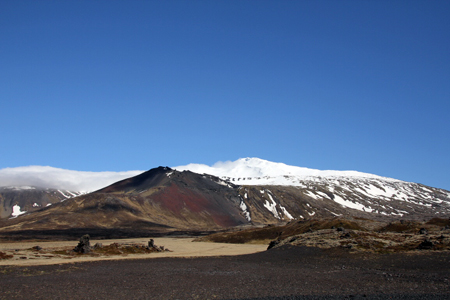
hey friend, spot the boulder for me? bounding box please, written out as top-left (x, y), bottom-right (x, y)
top-left (73, 234), bottom-right (91, 253)
top-left (418, 238), bottom-right (433, 250)
top-left (93, 243), bottom-right (103, 250)
top-left (419, 228), bottom-right (428, 235)
top-left (267, 239), bottom-right (280, 250)
top-left (340, 232), bottom-right (352, 239)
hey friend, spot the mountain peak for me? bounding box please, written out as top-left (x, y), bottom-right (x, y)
top-left (174, 157), bottom-right (399, 186)
top-left (95, 166), bottom-right (174, 194)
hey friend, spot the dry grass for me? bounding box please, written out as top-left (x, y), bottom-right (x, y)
top-left (0, 237), bottom-right (267, 266)
top-left (195, 217), bottom-right (367, 244)
top-left (269, 228), bottom-right (450, 253)
top-left (0, 251), bottom-right (13, 260)
top-left (426, 217), bottom-right (450, 227)
top-left (196, 217), bottom-right (450, 254)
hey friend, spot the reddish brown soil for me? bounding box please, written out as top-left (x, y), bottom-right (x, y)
top-left (1, 245), bottom-right (449, 299)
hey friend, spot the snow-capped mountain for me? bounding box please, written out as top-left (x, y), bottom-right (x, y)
top-left (2, 161), bottom-right (450, 238)
top-left (1, 158), bottom-right (449, 221)
top-left (174, 157), bottom-right (400, 185)
top-left (175, 158), bottom-right (450, 220)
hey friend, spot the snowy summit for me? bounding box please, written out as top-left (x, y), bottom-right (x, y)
top-left (174, 157), bottom-right (400, 186)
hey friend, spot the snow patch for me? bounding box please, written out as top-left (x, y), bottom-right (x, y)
top-left (333, 194), bottom-right (370, 212)
top-left (239, 201), bottom-right (251, 221)
top-left (280, 205), bottom-right (294, 220)
top-left (11, 205), bottom-right (26, 217)
top-left (305, 191), bottom-right (320, 200)
top-left (324, 208), bottom-right (341, 216)
top-left (58, 190), bottom-right (71, 198)
top-left (263, 191), bottom-right (280, 219)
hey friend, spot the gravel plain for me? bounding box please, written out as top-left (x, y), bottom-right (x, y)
top-left (1, 244), bottom-right (450, 299)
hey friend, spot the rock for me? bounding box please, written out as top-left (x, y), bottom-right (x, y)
top-left (73, 234), bottom-right (91, 253)
top-left (336, 227), bottom-right (345, 232)
top-left (267, 239), bottom-right (280, 250)
top-left (93, 243), bottom-right (103, 250)
top-left (418, 238), bottom-right (433, 250)
top-left (289, 236), bottom-right (298, 243)
top-left (419, 228), bottom-right (428, 235)
top-left (32, 246), bottom-right (42, 251)
top-left (148, 239), bottom-right (163, 251)
top-left (146, 239), bottom-right (169, 252)
top-left (340, 232), bottom-right (352, 239)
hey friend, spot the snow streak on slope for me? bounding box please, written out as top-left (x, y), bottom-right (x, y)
top-left (11, 205), bottom-right (26, 218)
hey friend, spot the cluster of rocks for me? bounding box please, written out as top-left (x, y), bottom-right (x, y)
top-left (147, 239), bottom-right (168, 252)
top-left (72, 235), bottom-right (170, 254)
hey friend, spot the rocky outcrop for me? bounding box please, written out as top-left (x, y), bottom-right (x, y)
top-left (73, 234), bottom-right (91, 253)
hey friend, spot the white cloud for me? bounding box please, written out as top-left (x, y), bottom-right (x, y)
top-left (0, 166), bottom-right (143, 192)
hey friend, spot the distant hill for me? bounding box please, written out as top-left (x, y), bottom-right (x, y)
top-left (0, 186), bottom-right (83, 218)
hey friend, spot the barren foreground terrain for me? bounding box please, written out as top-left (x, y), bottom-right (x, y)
top-left (0, 237), bottom-right (266, 266)
top-left (1, 238), bottom-right (450, 299)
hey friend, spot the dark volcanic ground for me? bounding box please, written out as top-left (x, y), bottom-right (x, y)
top-left (1, 246), bottom-right (450, 299)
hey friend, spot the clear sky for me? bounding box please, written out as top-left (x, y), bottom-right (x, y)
top-left (1, 0), bottom-right (449, 190)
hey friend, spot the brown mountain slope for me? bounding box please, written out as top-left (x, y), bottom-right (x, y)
top-left (0, 167), bottom-right (248, 239)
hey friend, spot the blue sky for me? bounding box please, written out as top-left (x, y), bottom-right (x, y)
top-left (1, 0), bottom-right (449, 190)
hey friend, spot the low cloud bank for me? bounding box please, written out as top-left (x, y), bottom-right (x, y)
top-left (0, 166), bottom-right (143, 192)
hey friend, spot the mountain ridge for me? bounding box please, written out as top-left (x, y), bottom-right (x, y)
top-left (1, 163), bottom-right (450, 239)
top-left (1, 158), bottom-right (449, 225)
